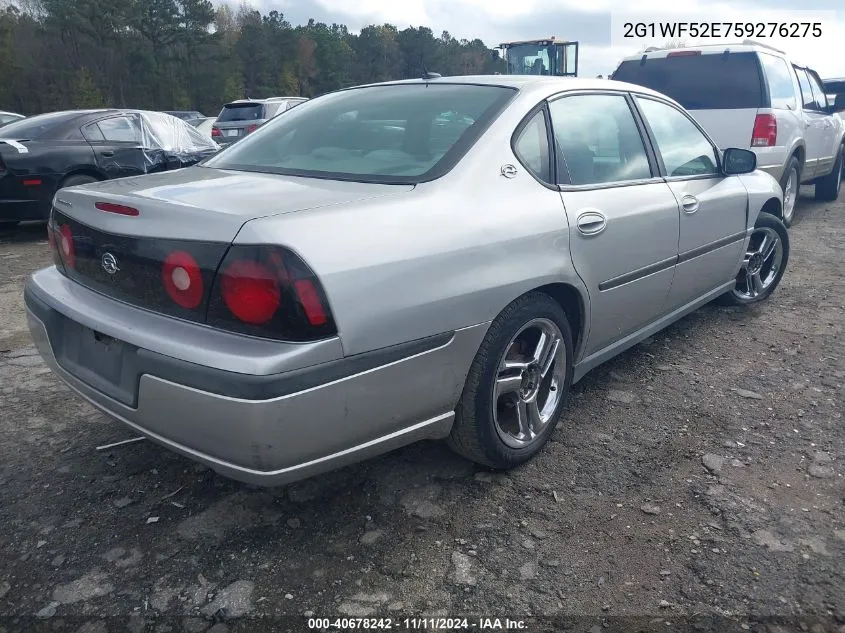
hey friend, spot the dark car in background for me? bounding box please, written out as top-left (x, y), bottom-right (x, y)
top-left (163, 110), bottom-right (205, 121)
top-left (212, 97), bottom-right (307, 146)
top-left (0, 110), bottom-right (25, 128)
top-left (824, 77), bottom-right (845, 113)
top-left (0, 109), bottom-right (219, 226)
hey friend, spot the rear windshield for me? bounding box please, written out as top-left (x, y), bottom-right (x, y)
top-left (613, 52), bottom-right (764, 110)
top-left (0, 111), bottom-right (83, 139)
top-left (217, 103), bottom-right (265, 122)
top-left (203, 83), bottom-right (516, 184)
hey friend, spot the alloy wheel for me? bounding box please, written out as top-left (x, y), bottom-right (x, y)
top-left (492, 318), bottom-right (567, 449)
top-left (732, 226), bottom-right (785, 301)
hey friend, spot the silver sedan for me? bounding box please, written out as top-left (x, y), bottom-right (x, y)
top-left (25, 76), bottom-right (789, 486)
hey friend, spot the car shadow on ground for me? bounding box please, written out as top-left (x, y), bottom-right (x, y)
top-left (0, 220), bottom-right (48, 245)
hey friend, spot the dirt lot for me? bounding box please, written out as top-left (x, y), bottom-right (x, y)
top-left (1, 190), bottom-right (843, 633)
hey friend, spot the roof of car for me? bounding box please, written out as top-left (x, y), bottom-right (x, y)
top-left (618, 41), bottom-right (808, 67)
top-left (353, 75), bottom-right (670, 100)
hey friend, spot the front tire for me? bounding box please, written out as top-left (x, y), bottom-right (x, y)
top-left (779, 156), bottom-right (801, 227)
top-left (448, 292), bottom-right (574, 469)
top-left (716, 212), bottom-right (789, 306)
top-left (815, 145), bottom-right (843, 202)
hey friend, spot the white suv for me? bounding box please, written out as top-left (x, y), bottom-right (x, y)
top-left (612, 41), bottom-right (845, 225)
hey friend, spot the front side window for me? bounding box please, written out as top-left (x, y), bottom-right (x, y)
top-left (805, 70), bottom-right (829, 110)
top-left (204, 83), bottom-right (516, 183)
top-left (636, 97), bottom-right (719, 178)
top-left (760, 53), bottom-right (797, 110)
top-left (513, 109), bottom-right (551, 182)
top-left (548, 94), bottom-right (652, 186)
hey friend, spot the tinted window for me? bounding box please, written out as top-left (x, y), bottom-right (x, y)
top-left (205, 84), bottom-right (516, 184)
top-left (97, 116), bottom-right (141, 143)
top-left (217, 103), bottom-right (265, 122)
top-left (612, 52), bottom-right (764, 110)
top-left (0, 111), bottom-right (87, 139)
top-left (795, 68), bottom-right (816, 110)
top-left (513, 110), bottom-right (551, 182)
top-left (548, 94), bottom-right (651, 186)
top-left (81, 122), bottom-right (105, 141)
top-left (806, 71), bottom-right (828, 109)
top-left (759, 53), bottom-right (797, 110)
top-left (637, 97), bottom-right (718, 177)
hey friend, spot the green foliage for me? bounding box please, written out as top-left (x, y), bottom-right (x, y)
top-left (0, 0), bottom-right (499, 115)
top-left (72, 67), bottom-right (107, 108)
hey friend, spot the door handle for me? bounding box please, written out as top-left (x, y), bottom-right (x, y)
top-left (101, 151), bottom-right (115, 157)
top-left (576, 210), bottom-right (607, 236)
top-left (681, 194), bottom-right (699, 214)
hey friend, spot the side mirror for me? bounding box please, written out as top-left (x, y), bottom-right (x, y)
top-left (722, 148), bottom-right (757, 175)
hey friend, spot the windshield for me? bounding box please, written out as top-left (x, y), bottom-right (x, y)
top-left (203, 83), bottom-right (516, 183)
top-left (612, 52), bottom-right (764, 110)
top-left (217, 103), bottom-right (265, 122)
top-left (506, 44), bottom-right (554, 75)
top-left (0, 111), bottom-right (85, 139)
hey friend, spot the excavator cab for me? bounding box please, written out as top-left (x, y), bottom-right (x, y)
top-left (499, 37), bottom-right (579, 77)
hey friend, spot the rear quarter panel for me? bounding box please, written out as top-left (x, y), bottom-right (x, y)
top-left (235, 98), bottom-right (589, 358)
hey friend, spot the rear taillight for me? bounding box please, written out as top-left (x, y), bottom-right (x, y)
top-left (211, 127), bottom-right (221, 137)
top-left (57, 223), bottom-right (75, 269)
top-left (751, 114), bottom-right (777, 147)
top-left (162, 251), bottom-right (204, 309)
top-left (206, 245), bottom-right (336, 341)
top-left (46, 223), bottom-right (62, 268)
top-left (246, 124), bottom-right (259, 134)
top-left (220, 260), bottom-right (280, 325)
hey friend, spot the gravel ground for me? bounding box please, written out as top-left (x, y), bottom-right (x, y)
top-left (0, 189), bottom-right (843, 633)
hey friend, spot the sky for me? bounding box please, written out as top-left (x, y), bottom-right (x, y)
top-left (253, 0), bottom-right (845, 80)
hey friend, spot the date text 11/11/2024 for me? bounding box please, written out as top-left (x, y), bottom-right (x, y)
top-left (307, 617), bottom-right (528, 630)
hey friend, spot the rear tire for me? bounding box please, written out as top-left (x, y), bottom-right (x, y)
top-left (447, 292), bottom-right (574, 469)
top-left (715, 212), bottom-right (789, 306)
top-left (58, 174), bottom-right (99, 189)
top-left (815, 145), bottom-right (843, 202)
top-left (779, 156), bottom-right (801, 227)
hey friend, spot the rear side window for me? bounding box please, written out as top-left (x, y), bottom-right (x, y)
top-left (549, 94), bottom-right (652, 186)
top-left (217, 103), bottom-right (265, 122)
top-left (612, 52), bottom-right (764, 110)
top-left (513, 109), bottom-right (551, 183)
top-left (97, 116), bottom-right (141, 143)
top-left (759, 53), bottom-right (797, 110)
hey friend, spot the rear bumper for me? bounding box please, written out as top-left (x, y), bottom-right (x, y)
top-left (24, 269), bottom-right (485, 486)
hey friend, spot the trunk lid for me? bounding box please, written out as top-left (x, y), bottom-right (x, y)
top-left (54, 165), bottom-right (413, 241)
top-left (51, 166), bottom-right (413, 321)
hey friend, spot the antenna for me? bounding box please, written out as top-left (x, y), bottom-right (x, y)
top-left (421, 58), bottom-right (441, 80)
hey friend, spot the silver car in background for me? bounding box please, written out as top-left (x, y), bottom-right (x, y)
top-left (25, 76), bottom-right (788, 487)
top-left (212, 97), bottom-right (308, 146)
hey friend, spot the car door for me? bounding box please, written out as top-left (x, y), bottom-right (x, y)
top-left (805, 68), bottom-right (840, 176)
top-left (794, 66), bottom-right (826, 179)
top-left (82, 115), bottom-right (148, 179)
top-left (547, 91), bottom-right (680, 357)
top-left (634, 95), bottom-right (748, 311)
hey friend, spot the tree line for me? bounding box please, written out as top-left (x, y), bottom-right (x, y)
top-left (0, 0), bottom-right (503, 117)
